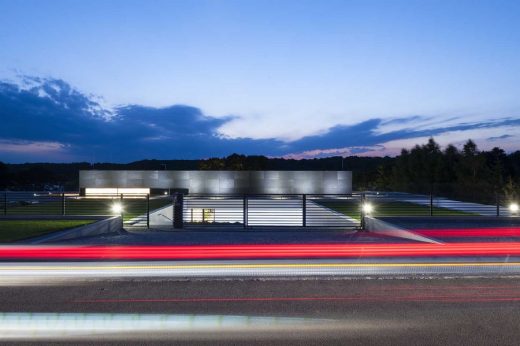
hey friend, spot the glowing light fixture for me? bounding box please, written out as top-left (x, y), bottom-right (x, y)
top-left (510, 203), bottom-right (519, 214)
top-left (112, 203), bottom-right (123, 214)
top-left (362, 203), bottom-right (373, 215)
top-left (85, 188), bottom-right (149, 196)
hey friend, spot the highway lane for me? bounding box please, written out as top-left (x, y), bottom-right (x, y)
top-left (2, 254), bottom-right (520, 344)
top-left (3, 258), bottom-right (520, 281)
top-left (2, 276), bottom-right (520, 345)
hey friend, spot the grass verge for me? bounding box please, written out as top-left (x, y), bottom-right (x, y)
top-left (0, 220), bottom-right (95, 242)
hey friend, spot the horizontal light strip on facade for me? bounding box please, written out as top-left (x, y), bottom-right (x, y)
top-left (85, 188), bottom-right (150, 195)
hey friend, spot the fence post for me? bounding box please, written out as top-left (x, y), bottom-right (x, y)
top-left (120, 193), bottom-right (124, 221)
top-left (243, 195), bottom-right (248, 229)
top-left (429, 193), bottom-right (433, 217)
top-left (496, 192), bottom-right (500, 217)
top-left (146, 194), bottom-right (150, 228)
top-left (171, 195), bottom-right (175, 228)
top-left (3, 191), bottom-right (6, 215)
top-left (360, 193), bottom-right (366, 230)
top-left (302, 194), bottom-right (307, 227)
top-left (173, 193), bottom-right (184, 229)
top-left (61, 192), bottom-right (65, 216)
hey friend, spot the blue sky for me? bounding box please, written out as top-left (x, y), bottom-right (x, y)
top-left (0, 0), bottom-right (519, 162)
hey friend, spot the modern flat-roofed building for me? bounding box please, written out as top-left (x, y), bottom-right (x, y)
top-left (79, 170), bottom-right (355, 227)
top-left (79, 170), bottom-right (352, 196)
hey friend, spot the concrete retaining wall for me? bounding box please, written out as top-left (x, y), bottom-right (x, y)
top-left (19, 216), bottom-right (122, 244)
top-left (0, 215), bottom-right (111, 221)
top-left (364, 216), bottom-right (441, 244)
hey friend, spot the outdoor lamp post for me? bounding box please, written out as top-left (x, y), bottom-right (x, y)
top-left (112, 202), bottom-right (123, 217)
top-left (362, 202), bottom-right (374, 215)
top-left (510, 203), bottom-right (519, 216)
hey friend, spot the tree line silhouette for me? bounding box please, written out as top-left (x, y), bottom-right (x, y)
top-left (1, 138), bottom-right (519, 203)
top-left (372, 138), bottom-right (520, 203)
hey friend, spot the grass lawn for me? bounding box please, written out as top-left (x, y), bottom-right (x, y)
top-left (370, 201), bottom-right (473, 217)
top-left (0, 220), bottom-right (95, 242)
top-left (312, 200), bottom-right (362, 220)
top-left (5, 197), bottom-right (172, 222)
top-left (315, 200), bottom-right (472, 220)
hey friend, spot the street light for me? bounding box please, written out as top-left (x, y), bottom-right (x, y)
top-left (362, 203), bottom-right (373, 215)
top-left (112, 203), bottom-right (123, 215)
top-left (510, 203), bottom-right (519, 215)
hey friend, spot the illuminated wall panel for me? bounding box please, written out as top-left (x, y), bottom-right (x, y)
top-left (80, 171), bottom-right (352, 194)
top-left (85, 188), bottom-right (150, 195)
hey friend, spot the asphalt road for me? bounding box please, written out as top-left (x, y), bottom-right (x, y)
top-left (4, 258), bottom-right (520, 279)
top-left (2, 276), bottom-right (520, 345)
top-left (380, 216), bottom-right (520, 231)
top-left (55, 228), bottom-right (399, 245)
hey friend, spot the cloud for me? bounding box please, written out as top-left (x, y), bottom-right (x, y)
top-left (0, 76), bottom-right (519, 163)
top-left (357, 125), bottom-right (520, 157)
top-left (487, 134), bottom-right (514, 141)
top-left (0, 139), bottom-right (72, 162)
top-left (281, 145), bottom-right (386, 159)
top-left (0, 139), bottom-right (68, 153)
top-left (0, 77), bottom-right (284, 161)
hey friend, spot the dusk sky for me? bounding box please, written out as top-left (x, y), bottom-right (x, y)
top-left (1, 0), bottom-right (519, 162)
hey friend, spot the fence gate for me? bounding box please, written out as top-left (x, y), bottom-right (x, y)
top-left (180, 194), bottom-right (361, 229)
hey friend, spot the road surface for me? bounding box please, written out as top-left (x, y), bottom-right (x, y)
top-left (2, 275), bottom-right (520, 345)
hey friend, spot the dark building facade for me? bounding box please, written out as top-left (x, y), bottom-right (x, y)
top-left (79, 170), bottom-right (352, 195)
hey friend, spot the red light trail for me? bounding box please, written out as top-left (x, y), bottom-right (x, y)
top-left (2, 241), bottom-right (520, 260)
top-left (414, 227), bottom-right (520, 238)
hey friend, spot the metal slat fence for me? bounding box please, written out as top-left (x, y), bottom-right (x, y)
top-left (0, 192), bottom-right (155, 227)
top-left (0, 192), bottom-right (363, 229)
top-left (2, 191), bottom-right (518, 229)
top-left (3, 192), bottom-right (65, 215)
top-left (182, 194), bottom-right (362, 229)
top-left (363, 192), bottom-right (517, 218)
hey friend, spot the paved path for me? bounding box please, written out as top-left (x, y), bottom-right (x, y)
top-left (380, 216), bottom-right (520, 230)
top-left (55, 228), bottom-right (399, 245)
